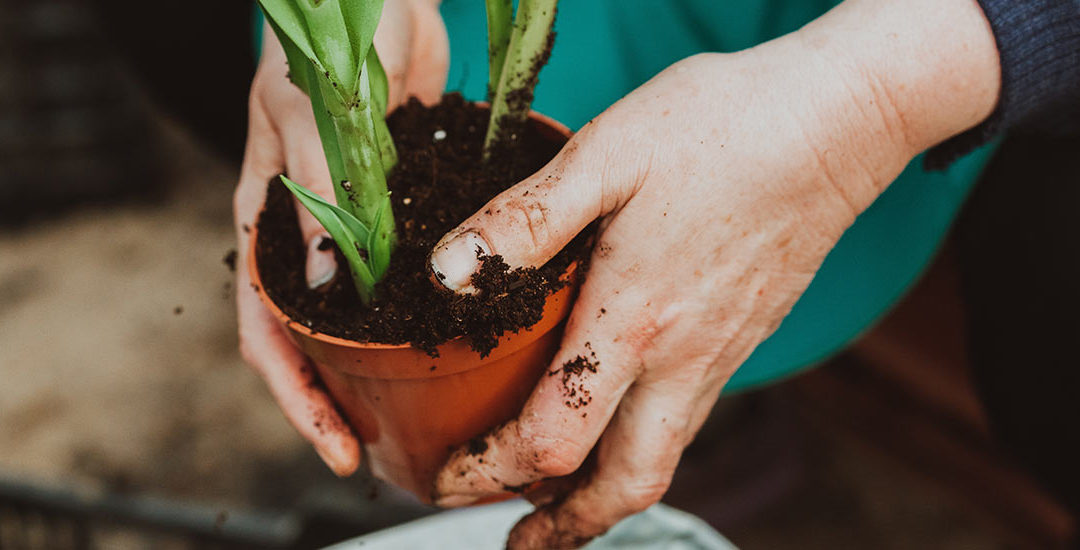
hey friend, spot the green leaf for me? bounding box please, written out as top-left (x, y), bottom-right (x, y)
top-left (340, 0), bottom-right (386, 88)
top-left (281, 175), bottom-right (372, 243)
top-left (367, 46), bottom-right (389, 117)
top-left (280, 176), bottom-right (378, 303)
top-left (366, 197), bottom-right (392, 280)
top-left (365, 49), bottom-right (398, 170)
top-left (258, 1), bottom-right (320, 68)
top-left (295, 0), bottom-right (359, 97)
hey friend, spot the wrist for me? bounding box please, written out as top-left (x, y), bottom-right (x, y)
top-left (803, 0), bottom-right (1000, 155)
top-left (726, 35), bottom-right (918, 213)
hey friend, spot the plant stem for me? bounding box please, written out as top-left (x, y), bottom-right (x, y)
top-left (259, 0), bottom-right (397, 304)
top-left (483, 0), bottom-right (557, 157)
top-left (326, 59), bottom-right (397, 266)
top-left (485, 0), bottom-right (512, 98)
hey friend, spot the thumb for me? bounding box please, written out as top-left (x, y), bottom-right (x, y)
top-left (430, 141), bottom-right (606, 293)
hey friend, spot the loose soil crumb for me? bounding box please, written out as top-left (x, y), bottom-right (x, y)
top-left (466, 436), bottom-right (489, 456)
top-left (255, 94), bottom-right (592, 356)
top-left (550, 354), bottom-right (599, 409)
top-left (503, 482), bottom-right (529, 494)
top-left (222, 249), bottom-right (237, 272)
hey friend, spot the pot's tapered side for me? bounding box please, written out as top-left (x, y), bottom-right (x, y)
top-left (249, 107), bottom-right (576, 502)
top-left (304, 285), bottom-right (572, 498)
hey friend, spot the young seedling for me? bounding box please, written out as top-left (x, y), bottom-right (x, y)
top-left (483, 0), bottom-right (558, 158)
top-left (258, 0), bottom-right (559, 302)
top-left (258, 0), bottom-right (397, 305)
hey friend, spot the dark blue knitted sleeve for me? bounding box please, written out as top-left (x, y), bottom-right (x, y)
top-left (925, 0), bottom-right (1080, 169)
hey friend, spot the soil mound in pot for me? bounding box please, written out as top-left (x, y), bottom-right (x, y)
top-left (255, 93), bottom-right (590, 356)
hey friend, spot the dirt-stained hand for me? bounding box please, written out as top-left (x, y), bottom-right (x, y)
top-left (233, 0), bottom-right (448, 476)
top-left (428, 0), bottom-right (1000, 547)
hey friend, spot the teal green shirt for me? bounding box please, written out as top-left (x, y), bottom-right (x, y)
top-left (441, 0), bottom-right (996, 391)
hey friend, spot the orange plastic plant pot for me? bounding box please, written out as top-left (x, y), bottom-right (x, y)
top-left (249, 109), bottom-right (575, 502)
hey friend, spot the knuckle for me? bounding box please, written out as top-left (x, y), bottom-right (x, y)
top-left (528, 439), bottom-right (583, 477)
top-left (531, 447), bottom-right (580, 477)
top-left (250, 69), bottom-right (308, 119)
top-left (247, 76), bottom-right (271, 118)
top-left (512, 422), bottom-right (588, 477)
top-left (620, 307), bottom-right (661, 358)
top-left (620, 475), bottom-right (672, 513)
top-left (502, 197), bottom-right (555, 254)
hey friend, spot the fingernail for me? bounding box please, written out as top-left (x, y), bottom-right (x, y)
top-left (430, 231), bottom-right (490, 293)
top-left (435, 493), bottom-right (480, 508)
top-left (306, 235), bottom-right (337, 289)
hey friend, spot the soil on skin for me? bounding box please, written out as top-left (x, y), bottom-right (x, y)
top-left (255, 93), bottom-right (591, 356)
top-left (551, 353), bottom-right (598, 410)
top-left (465, 436), bottom-right (489, 457)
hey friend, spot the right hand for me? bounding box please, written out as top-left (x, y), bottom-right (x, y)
top-left (233, 0), bottom-right (449, 476)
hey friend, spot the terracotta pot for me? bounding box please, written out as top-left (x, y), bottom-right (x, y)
top-left (249, 109), bottom-right (575, 502)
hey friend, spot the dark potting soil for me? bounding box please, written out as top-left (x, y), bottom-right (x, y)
top-left (255, 93), bottom-right (591, 357)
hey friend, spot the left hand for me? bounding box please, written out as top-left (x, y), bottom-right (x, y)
top-left (234, 0), bottom-right (448, 476)
top-left (426, 0), bottom-right (1000, 547)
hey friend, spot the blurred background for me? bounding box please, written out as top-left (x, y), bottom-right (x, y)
top-left (1, 1), bottom-right (1077, 549)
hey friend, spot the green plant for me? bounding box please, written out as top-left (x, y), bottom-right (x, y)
top-left (483, 0), bottom-right (558, 157)
top-left (258, 0), bottom-right (396, 304)
top-left (259, 0), bottom-right (559, 304)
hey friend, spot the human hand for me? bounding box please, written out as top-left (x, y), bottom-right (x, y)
top-left (233, 0), bottom-right (448, 475)
top-left (428, 0), bottom-right (999, 546)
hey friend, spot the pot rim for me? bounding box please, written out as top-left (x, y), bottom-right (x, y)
top-left (248, 105), bottom-right (574, 352)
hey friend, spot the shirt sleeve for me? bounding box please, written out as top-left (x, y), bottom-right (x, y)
top-left (925, 0), bottom-right (1080, 170)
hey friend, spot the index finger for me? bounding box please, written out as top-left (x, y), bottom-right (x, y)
top-left (433, 255), bottom-right (658, 505)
